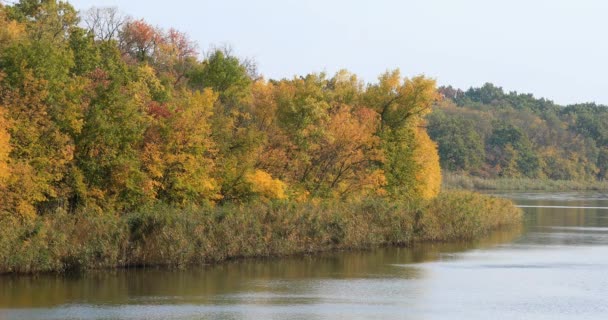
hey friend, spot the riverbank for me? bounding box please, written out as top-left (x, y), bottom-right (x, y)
top-left (0, 191), bottom-right (521, 274)
top-left (443, 173), bottom-right (608, 191)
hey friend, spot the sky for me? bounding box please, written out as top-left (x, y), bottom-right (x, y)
top-left (67, 0), bottom-right (608, 105)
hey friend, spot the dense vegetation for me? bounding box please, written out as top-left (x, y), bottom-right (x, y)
top-left (0, 0), bottom-right (442, 218)
top-left (0, 191), bottom-right (520, 273)
top-left (429, 83), bottom-right (608, 183)
top-left (0, 1), bottom-right (521, 273)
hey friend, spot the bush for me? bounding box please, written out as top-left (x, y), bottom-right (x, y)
top-left (416, 191), bottom-right (522, 241)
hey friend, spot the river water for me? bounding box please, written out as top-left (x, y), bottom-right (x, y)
top-left (2, 192), bottom-right (608, 320)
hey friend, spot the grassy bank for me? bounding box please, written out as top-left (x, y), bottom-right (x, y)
top-left (443, 173), bottom-right (608, 191)
top-left (0, 191), bottom-right (521, 274)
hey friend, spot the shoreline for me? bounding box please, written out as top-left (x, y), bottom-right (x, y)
top-left (2, 226), bottom-right (524, 278)
top-left (0, 191), bottom-right (522, 275)
top-left (443, 173), bottom-right (608, 192)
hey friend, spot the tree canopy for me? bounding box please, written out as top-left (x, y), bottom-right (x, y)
top-left (0, 0), bottom-right (442, 219)
top-left (430, 84), bottom-right (608, 180)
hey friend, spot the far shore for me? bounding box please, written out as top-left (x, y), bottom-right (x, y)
top-left (443, 173), bottom-right (608, 192)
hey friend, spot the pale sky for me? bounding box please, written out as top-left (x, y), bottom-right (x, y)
top-left (68, 0), bottom-right (608, 105)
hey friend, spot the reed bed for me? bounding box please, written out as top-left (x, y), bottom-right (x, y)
top-left (0, 191), bottom-right (521, 274)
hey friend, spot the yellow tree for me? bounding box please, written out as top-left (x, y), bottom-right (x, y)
top-left (364, 70), bottom-right (441, 200)
top-left (245, 170), bottom-right (287, 201)
top-left (159, 88), bottom-right (219, 205)
top-left (306, 105), bottom-right (386, 199)
top-left (0, 6), bottom-right (25, 45)
top-left (412, 126), bottom-right (441, 200)
top-left (0, 72), bottom-right (73, 219)
top-left (0, 107), bottom-right (10, 187)
top-left (0, 5), bottom-right (15, 187)
top-left (258, 73), bottom-right (387, 199)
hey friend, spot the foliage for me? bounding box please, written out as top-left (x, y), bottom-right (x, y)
top-left (427, 109), bottom-right (484, 172)
top-left (245, 170), bottom-right (287, 201)
top-left (0, 192), bottom-right (521, 273)
top-left (412, 127), bottom-right (442, 199)
top-left (0, 1), bottom-right (539, 276)
top-left (0, 0), bottom-right (446, 218)
top-left (431, 83), bottom-right (608, 182)
top-left (365, 71), bottom-right (440, 199)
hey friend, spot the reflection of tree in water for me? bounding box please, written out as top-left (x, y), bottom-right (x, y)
top-left (522, 205), bottom-right (608, 246)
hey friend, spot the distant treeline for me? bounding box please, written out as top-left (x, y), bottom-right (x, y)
top-left (429, 83), bottom-right (608, 181)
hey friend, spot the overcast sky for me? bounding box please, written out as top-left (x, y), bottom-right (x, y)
top-left (68, 0), bottom-right (608, 105)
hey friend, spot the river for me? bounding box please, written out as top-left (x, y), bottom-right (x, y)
top-left (1, 192), bottom-right (608, 319)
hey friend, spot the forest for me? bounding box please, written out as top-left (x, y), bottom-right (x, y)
top-left (0, 0), bottom-right (443, 218)
top-left (0, 0), bottom-right (521, 273)
top-left (429, 83), bottom-right (608, 181)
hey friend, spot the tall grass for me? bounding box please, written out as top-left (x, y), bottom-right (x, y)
top-left (0, 191), bottom-right (521, 274)
top-left (443, 172), bottom-right (608, 191)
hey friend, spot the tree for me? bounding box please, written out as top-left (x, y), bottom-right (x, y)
top-left (598, 148), bottom-right (608, 180)
top-left (364, 70), bottom-right (440, 199)
top-left (156, 28), bottom-right (198, 86)
top-left (6, 0), bottom-right (78, 43)
top-left (188, 48), bottom-right (252, 104)
top-left (298, 105), bottom-right (385, 199)
top-left (75, 65), bottom-right (153, 210)
top-left (1, 1), bottom-right (456, 216)
top-left (427, 110), bottom-right (485, 172)
top-left (487, 123), bottom-right (541, 178)
top-left (0, 5), bottom-right (25, 46)
top-left (412, 127), bottom-right (441, 200)
top-left (245, 170), bottom-right (287, 201)
top-left (365, 70), bottom-right (438, 131)
top-left (0, 107), bottom-right (10, 187)
top-left (157, 89), bottom-right (219, 205)
top-left (328, 69), bottom-right (363, 105)
top-left (82, 6), bottom-right (128, 41)
top-left (119, 19), bottom-right (161, 63)
top-left (0, 71), bottom-right (74, 218)
top-left (188, 49), bottom-right (261, 202)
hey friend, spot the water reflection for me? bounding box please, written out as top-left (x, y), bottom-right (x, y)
top-left (0, 226), bottom-right (521, 310)
top-left (2, 192), bottom-right (608, 319)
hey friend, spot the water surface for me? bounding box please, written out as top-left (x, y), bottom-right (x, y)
top-left (2, 192), bottom-right (608, 319)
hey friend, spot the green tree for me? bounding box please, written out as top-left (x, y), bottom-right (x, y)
top-left (427, 110), bottom-right (485, 172)
top-left (487, 123), bottom-right (541, 178)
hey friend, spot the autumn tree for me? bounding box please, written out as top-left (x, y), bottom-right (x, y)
top-left (119, 19), bottom-right (161, 63)
top-left (0, 72), bottom-right (74, 218)
top-left (188, 49), bottom-right (263, 202)
top-left (0, 107), bottom-right (10, 188)
top-left (364, 70), bottom-right (441, 200)
top-left (412, 127), bottom-right (442, 200)
top-left (245, 170), bottom-right (287, 201)
top-left (0, 1), bottom-right (86, 216)
top-left (74, 65), bottom-right (154, 210)
top-left (156, 28), bottom-right (198, 86)
top-left (156, 89), bottom-right (219, 205)
top-left (259, 72), bottom-right (387, 199)
top-left (307, 105), bottom-right (385, 198)
top-left (6, 0), bottom-right (79, 42)
top-left (0, 0), bottom-right (452, 217)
